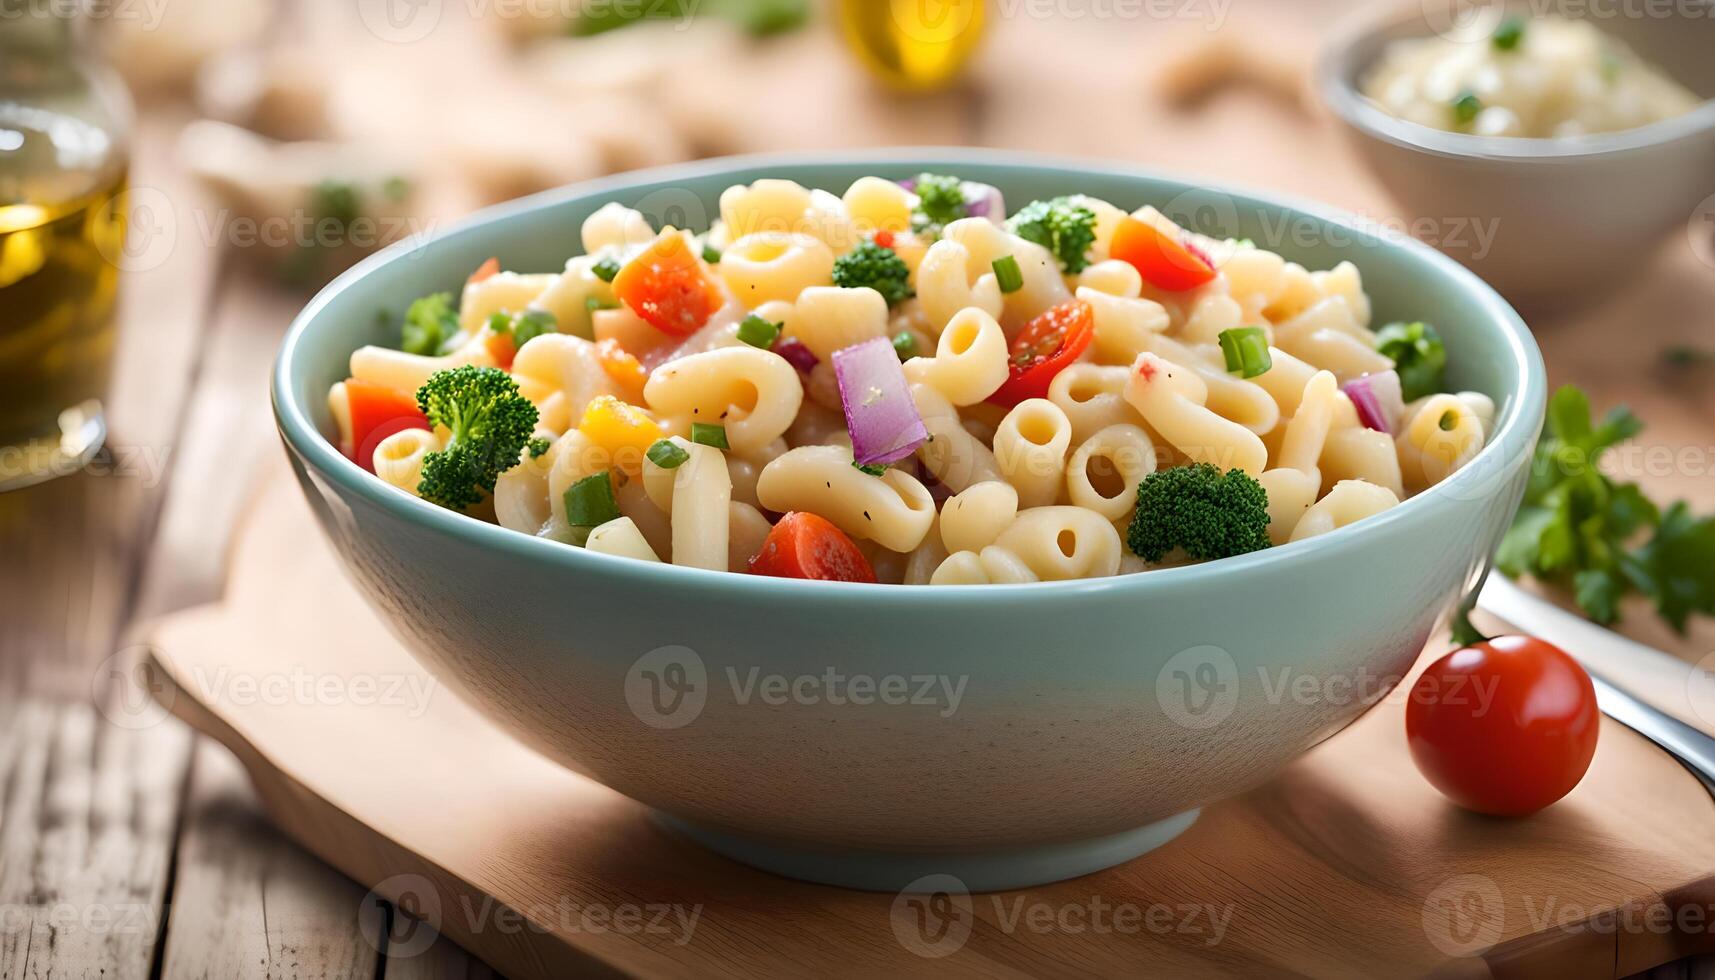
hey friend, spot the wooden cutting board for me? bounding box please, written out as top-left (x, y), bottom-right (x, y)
top-left (143, 470), bottom-right (1715, 979)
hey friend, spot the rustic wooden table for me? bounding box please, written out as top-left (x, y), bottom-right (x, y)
top-left (3, 5), bottom-right (1713, 977)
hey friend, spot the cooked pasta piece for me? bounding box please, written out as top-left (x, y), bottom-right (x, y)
top-left (939, 480), bottom-right (1019, 554)
top-left (1397, 393), bottom-right (1485, 491)
top-left (756, 445), bottom-right (936, 552)
top-left (1046, 364), bottom-right (1135, 444)
top-left (993, 507), bottom-right (1124, 581)
top-left (720, 232), bottom-right (835, 306)
top-left (903, 307), bottom-right (1009, 406)
top-left (1290, 480), bottom-right (1400, 543)
top-left (372, 428), bottom-right (443, 498)
top-left (1065, 423), bottom-right (1157, 522)
top-left (915, 238), bottom-right (1004, 331)
top-left (1124, 353), bottom-right (1267, 476)
top-left (670, 441), bottom-right (731, 570)
top-left (586, 517), bottom-right (662, 562)
top-left (911, 382), bottom-right (1003, 492)
top-left (783, 286), bottom-right (888, 362)
top-left (992, 399), bottom-right (1074, 509)
top-left (643, 346), bottom-right (803, 455)
top-left (1256, 467), bottom-right (1319, 545)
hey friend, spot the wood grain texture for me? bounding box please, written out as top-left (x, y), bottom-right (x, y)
top-left (158, 739), bottom-right (381, 980)
top-left (143, 470), bottom-right (1715, 979)
top-left (0, 701), bottom-right (192, 980)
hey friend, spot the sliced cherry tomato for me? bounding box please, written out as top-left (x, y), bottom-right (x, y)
top-left (468, 257), bottom-right (500, 285)
top-left (749, 512), bottom-right (876, 583)
top-left (344, 378), bottom-right (430, 472)
top-left (611, 233), bottom-right (721, 337)
top-left (1406, 635), bottom-right (1599, 817)
top-left (988, 300), bottom-right (1095, 407)
top-left (595, 337), bottom-right (648, 400)
top-left (1110, 215), bottom-right (1217, 292)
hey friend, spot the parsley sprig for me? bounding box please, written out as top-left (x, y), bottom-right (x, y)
top-left (1497, 385), bottom-right (1715, 631)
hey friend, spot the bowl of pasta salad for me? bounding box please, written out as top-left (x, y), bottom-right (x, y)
top-left (273, 152), bottom-right (1544, 891)
top-left (1319, 3), bottom-right (1715, 306)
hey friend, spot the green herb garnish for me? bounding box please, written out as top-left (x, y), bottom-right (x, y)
top-left (992, 255), bottom-right (1024, 294)
top-left (1217, 326), bottom-right (1272, 379)
top-left (646, 438), bottom-right (690, 470)
top-left (690, 422), bottom-right (729, 450)
top-left (737, 313), bottom-right (782, 349)
top-left (563, 471), bottom-right (620, 529)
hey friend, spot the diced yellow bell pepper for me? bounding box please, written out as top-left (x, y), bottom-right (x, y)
top-left (578, 395), bottom-right (662, 477)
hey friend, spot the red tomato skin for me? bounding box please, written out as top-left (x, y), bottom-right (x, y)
top-left (988, 301), bottom-right (1095, 407)
top-left (1406, 636), bottom-right (1599, 817)
top-left (749, 512), bottom-right (876, 583)
top-left (1110, 216), bottom-right (1217, 292)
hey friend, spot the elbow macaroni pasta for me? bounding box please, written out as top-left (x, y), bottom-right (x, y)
top-left (326, 172), bottom-right (1492, 582)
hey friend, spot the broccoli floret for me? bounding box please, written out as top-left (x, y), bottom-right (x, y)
top-left (401, 292), bottom-right (459, 356)
top-left (1008, 197), bottom-right (1098, 273)
top-left (1007, 196), bottom-right (1097, 274)
top-left (414, 366), bottom-right (539, 511)
top-left (1127, 463), bottom-right (1271, 563)
top-left (910, 172), bottom-right (966, 236)
top-left (832, 239), bottom-right (913, 306)
top-left (1375, 321), bottom-right (1447, 401)
top-left (487, 308), bottom-right (557, 347)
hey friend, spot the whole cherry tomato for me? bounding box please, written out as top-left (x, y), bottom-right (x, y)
top-left (1406, 635), bottom-right (1599, 816)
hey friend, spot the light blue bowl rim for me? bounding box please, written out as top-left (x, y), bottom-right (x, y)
top-left (272, 148), bottom-right (1546, 603)
top-left (1316, 2), bottom-right (1715, 162)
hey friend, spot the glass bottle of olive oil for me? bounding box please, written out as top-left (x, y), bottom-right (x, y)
top-left (837, 0), bottom-right (986, 91)
top-left (0, 10), bottom-right (131, 491)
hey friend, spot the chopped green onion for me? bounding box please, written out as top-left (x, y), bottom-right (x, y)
top-left (992, 255), bottom-right (1024, 294)
top-left (586, 296), bottom-right (618, 313)
top-left (1218, 326), bottom-right (1273, 379)
top-left (563, 471), bottom-right (620, 528)
top-left (646, 438), bottom-right (690, 469)
top-left (891, 331), bottom-right (918, 360)
top-left (527, 437), bottom-right (551, 459)
top-left (853, 461), bottom-right (888, 477)
top-left (690, 422), bottom-right (729, 450)
top-left (1451, 90), bottom-right (1482, 125)
top-left (702, 244), bottom-right (723, 264)
top-left (1492, 16), bottom-right (1525, 51)
top-left (591, 257), bottom-right (622, 282)
top-left (737, 313), bottom-right (781, 349)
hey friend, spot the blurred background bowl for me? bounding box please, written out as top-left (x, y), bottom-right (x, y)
top-left (1318, 0), bottom-right (1715, 310)
top-left (273, 151), bottom-right (1545, 893)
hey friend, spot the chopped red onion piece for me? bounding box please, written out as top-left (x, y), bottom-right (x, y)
top-left (896, 177), bottom-right (917, 192)
top-left (773, 337), bottom-right (819, 372)
top-left (961, 181), bottom-right (1004, 223)
top-left (1342, 369), bottom-right (1405, 435)
top-left (832, 336), bottom-right (929, 466)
